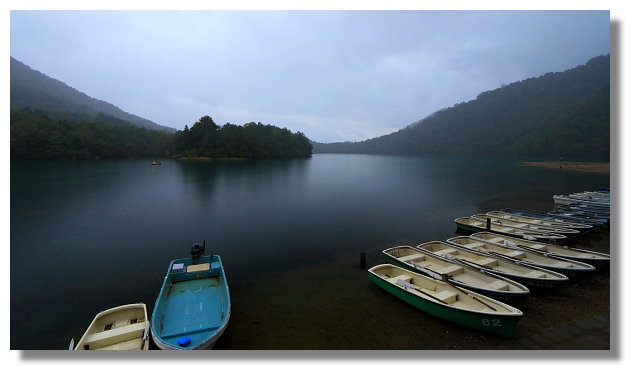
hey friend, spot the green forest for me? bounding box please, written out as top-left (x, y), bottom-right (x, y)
top-left (10, 110), bottom-right (313, 160)
top-left (171, 116), bottom-right (313, 158)
top-left (314, 55), bottom-right (610, 158)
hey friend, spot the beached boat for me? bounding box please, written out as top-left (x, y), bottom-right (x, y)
top-left (421, 240), bottom-right (569, 290)
top-left (485, 211), bottom-right (593, 231)
top-left (73, 303), bottom-right (149, 350)
top-left (447, 236), bottom-right (595, 281)
top-left (470, 232), bottom-right (610, 271)
top-left (472, 214), bottom-right (580, 238)
top-left (455, 216), bottom-right (567, 242)
top-left (383, 245), bottom-right (529, 307)
top-left (554, 194), bottom-right (610, 207)
top-left (151, 242), bottom-right (230, 350)
top-left (500, 208), bottom-right (606, 227)
top-left (368, 264), bottom-right (523, 338)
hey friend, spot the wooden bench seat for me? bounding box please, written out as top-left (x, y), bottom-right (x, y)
top-left (436, 264), bottom-right (464, 276)
top-left (83, 322), bottom-right (147, 350)
top-left (434, 290), bottom-right (458, 304)
top-left (399, 254), bottom-right (425, 262)
top-left (484, 280), bottom-right (510, 291)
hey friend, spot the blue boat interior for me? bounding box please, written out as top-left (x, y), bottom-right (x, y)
top-left (152, 255), bottom-right (228, 348)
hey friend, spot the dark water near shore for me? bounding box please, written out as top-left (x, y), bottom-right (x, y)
top-left (10, 154), bottom-right (610, 350)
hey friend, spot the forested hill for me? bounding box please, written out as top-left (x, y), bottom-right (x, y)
top-left (314, 55), bottom-right (610, 157)
top-left (10, 57), bottom-right (175, 133)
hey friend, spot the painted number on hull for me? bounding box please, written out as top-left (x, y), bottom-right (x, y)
top-left (481, 318), bottom-right (502, 327)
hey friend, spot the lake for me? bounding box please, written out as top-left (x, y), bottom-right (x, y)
top-left (10, 154), bottom-right (610, 350)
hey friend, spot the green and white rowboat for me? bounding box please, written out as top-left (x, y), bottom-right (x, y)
top-left (368, 264), bottom-right (523, 338)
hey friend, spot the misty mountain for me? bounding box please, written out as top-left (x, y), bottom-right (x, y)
top-left (10, 57), bottom-right (176, 133)
top-left (314, 55), bottom-right (609, 157)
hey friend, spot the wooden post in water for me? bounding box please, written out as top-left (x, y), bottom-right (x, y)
top-left (486, 218), bottom-right (491, 231)
top-left (359, 252), bottom-right (366, 269)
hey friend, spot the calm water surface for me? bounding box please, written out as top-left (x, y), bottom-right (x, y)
top-left (10, 154), bottom-right (609, 349)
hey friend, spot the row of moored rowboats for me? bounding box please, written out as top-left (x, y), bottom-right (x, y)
top-left (367, 189), bottom-right (610, 338)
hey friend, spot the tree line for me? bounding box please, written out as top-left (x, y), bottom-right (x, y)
top-left (10, 109), bottom-right (312, 160)
top-left (314, 55), bottom-right (609, 158)
top-left (171, 116), bottom-right (312, 158)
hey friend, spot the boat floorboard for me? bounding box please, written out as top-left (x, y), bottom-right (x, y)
top-left (159, 277), bottom-right (223, 338)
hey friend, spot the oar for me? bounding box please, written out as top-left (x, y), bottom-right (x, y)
top-left (408, 261), bottom-right (443, 281)
top-left (452, 284), bottom-right (499, 311)
top-left (396, 279), bottom-right (449, 305)
top-left (140, 325), bottom-right (149, 350)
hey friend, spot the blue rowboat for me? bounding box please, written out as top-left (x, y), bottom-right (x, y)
top-left (150, 242), bottom-right (230, 350)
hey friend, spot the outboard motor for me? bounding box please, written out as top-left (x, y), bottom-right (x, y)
top-left (191, 241), bottom-right (205, 263)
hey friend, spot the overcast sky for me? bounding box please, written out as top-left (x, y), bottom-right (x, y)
top-left (10, 10), bottom-right (610, 143)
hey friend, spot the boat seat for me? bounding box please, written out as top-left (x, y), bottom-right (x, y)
top-left (437, 249), bottom-right (458, 255)
top-left (82, 322), bottom-right (147, 350)
top-left (399, 254), bottom-right (425, 262)
top-left (484, 280), bottom-right (510, 291)
top-left (434, 290), bottom-right (458, 304)
top-left (187, 263), bottom-right (211, 273)
top-left (524, 270), bottom-right (547, 278)
top-left (436, 264), bottom-right (464, 276)
top-left (387, 274), bottom-right (412, 284)
top-left (474, 258), bottom-right (498, 267)
top-left (505, 250), bottom-right (526, 259)
top-left (462, 243), bottom-right (482, 249)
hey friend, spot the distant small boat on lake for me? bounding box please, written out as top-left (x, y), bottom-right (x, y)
top-left (72, 303), bottom-right (149, 350)
top-left (368, 264), bottom-right (523, 338)
top-left (150, 242), bottom-right (230, 350)
top-left (151, 160), bottom-right (163, 165)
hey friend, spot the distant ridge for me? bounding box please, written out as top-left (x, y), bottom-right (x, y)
top-left (314, 55), bottom-right (609, 157)
top-left (10, 57), bottom-right (176, 133)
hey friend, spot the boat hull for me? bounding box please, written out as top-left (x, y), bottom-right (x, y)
top-left (368, 268), bottom-right (521, 338)
top-left (151, 255), bottom-right (230, 350)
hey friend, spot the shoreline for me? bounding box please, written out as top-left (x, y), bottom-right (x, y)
top-left (522, 161), bottom-right (610, 174)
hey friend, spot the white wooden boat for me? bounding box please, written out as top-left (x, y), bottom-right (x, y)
top-left (472, 214), bottom-right (580, 238)
top-left (455, 216), bottom-right (568, 242)
top-left (420, 240), bottom-right (569, 291)
top-left (73, 303), bottom-right (149, 350)
top-left (383, 244), bottom-right (529, 306)
top-left (368, 264), bottom-right (523, 338)
top-left (447, 236), bottom-right (595, 280)
top-left (485, 211), bottom-right (593, 231)
top-left (470, 232), bottom-right (610, 271)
